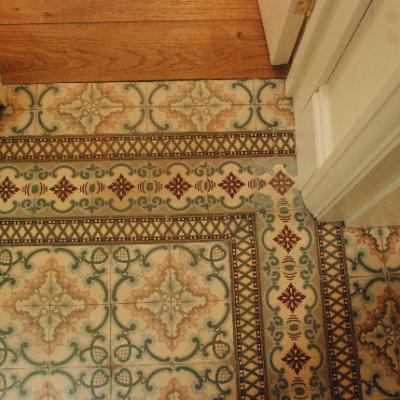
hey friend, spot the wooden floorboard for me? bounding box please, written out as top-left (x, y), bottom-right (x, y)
top-left (0, 0), bottom-right (260, 24)
top-left (0, 1), bottom-right (289, 83)
top-left (0, 20), bottom-right (288, 84)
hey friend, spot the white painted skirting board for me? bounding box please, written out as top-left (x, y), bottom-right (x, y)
top-left (288, 0), bottom-right (400, 225)
top-left (257, 0), bottom-right (304, 65)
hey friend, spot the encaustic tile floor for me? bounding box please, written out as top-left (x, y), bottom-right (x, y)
top-left (0, 79), bottom-right (398, 400)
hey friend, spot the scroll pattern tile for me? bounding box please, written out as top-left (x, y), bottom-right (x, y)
top-left (0, 78), bottom-right (336, 400)
top-left (0, 80), bottom-right (293, 136)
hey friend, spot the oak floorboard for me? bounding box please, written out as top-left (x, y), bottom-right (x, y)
top-left (0, 20), bottom-right (288, 84)
top-left (0, 0), bottom-right (261, 24)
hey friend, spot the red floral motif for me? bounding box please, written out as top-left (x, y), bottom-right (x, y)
top-left (0, 176), bottom-right (20, 202)
top-left (269, 170), bottom-right (295, 195)
top-left (108, 174), bottom-right (135, 200)
top-left (273, 225), bottom-right (301, 253)
top-left (218, 172), bottom-right (245, 199)
top-left (165, 172), bottom-right (192, 200)
top-left (282, 343), bottom-right (311, 374)
top-left (50, 176), bottom-right (77, 202)
top-left (278, 283), bottom-right (306, 313)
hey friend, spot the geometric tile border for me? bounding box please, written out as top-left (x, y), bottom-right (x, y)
top-left (316, 222), bottom-right (361, 400)
top-left (0, 131), bottom-right (295, 161)
top-left (0, 213), bottom-right (267, 399)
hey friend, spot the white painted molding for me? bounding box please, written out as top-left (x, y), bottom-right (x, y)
top-left (305, 80), bottom-right (400, 221)
top-left (257, 0), bottom-right (304, 65)
top-left (311, 85), bottom-right (333, 167)
top-left (291, 0), bottom-right (400, 225)
top-left (286, 0), bottom-right (371, 110)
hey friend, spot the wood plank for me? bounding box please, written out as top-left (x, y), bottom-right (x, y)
top-left (0, 20), bottom-right (288, 84)
top-left (0, 0), bottom-right (261, 24)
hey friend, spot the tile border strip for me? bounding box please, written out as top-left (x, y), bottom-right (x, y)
top-left (0, 131), bottom-right (295, 161)
top-left (316, 222), bottom-right (361, 400)
top-left (0, 213), bottom-right (267, 399)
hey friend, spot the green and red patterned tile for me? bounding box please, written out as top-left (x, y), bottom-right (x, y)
top-left (0, 78), bottom-right (342, 400)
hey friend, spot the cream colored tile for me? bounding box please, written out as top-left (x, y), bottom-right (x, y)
top-left (6, 84), bottom-right (37, 109)
top-left (344, 227), bottom-right (386, 277)
top-left (148, 106), bottom-right (202, 133)
top-left (49, 367), bottom-right (111, 399)
top-left (36, 83), bottom-right (92, 109)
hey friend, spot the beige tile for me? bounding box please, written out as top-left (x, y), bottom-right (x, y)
top-left (36, 83), bottom-right (92, 109)
top-left (0, 306), bottom-right (50, 368)
top-left (0, 369), bottom-right (51, 399)
top-left (49, 367), bottom-right (111, 399)
top-left (146, 80), bottom-right (201, 107)
top-left (381, 226), bottom-right (400, 273)
top-left (201, 104), bottom-right (258, 132)
top-left (92, 81), bottom-right (147, 108)
top-left (113, 363), bottom-right (237, 400)
top-left (0, 108), bottom-right (35, 135)
top-left (48, 304), bottom-right (110, 368)
top-left (34, 107), bottom-right (91, 135)
top-left (147, 106), bottom-right (202, 133)
top-left (6, 84), bottom-right (37, 109)
top-left (254, 79), bottom-right (294, 130)
top-left (111, 243), bottom-right (235, 366)
top-left (199, 79), bottom-right (254, 105)
top-left (91, 106), bottom-right (147, 134)
top-left (344, 227), bottom-right (386, 277)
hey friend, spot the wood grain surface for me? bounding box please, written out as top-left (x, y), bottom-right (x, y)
top-left (0, 1), bottom-right (289, 83)
top-left (0, 0), bottom-right (260, 24)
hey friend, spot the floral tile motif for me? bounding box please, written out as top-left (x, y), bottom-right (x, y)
top-left (111, 242), bottom-right (234, 366)
top-left (254, 79), bottom-right (294, 130)
top-left (344, 226), bottom-right (400, 399)
top-left (0, 157), bottom-right (300, 217)
top-left (0, 246), bottom-right (111, 372)
top-left (0, 78), bottom-right (339, 400)
top-left (48, 367), bottom-right (111, 400)
top-left (0, 368), bottom-right (51, 400)
top-left (0, 79), bottom-right (293, 136)
top-left (381, 226), bottom-right (400, 275)
top-left (344, 227), bottom-right (387, 277)
top-left (258, 208), bottom-right (330, 399)
top-left (113, 363), bottom-right (237, 399)
top-left (0, 215), bottom-right (267, 399)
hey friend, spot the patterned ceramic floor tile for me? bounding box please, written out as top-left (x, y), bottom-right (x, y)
top-left (0, 368), bottom-right (51, 400)
top-left (381, 226), bottom-right (400, 274)
top-left (48, 367), bottom-right (111, 399)
top-left (112, 362), bottom-right (238, 399)
top-left (0, 79), bottom-right (294, 136)
top-left (344, 226), bottom-right (400, 399)
top-left (0, 78), bottom-right (349, 400)
top-left (344, 227), bottom-right (387, 277)
top-left (253, 79), bottom-right (294, 130)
